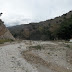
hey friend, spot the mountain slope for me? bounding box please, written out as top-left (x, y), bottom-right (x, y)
top-left (8, 10), bottom-right (72, 40)
top-left (0, 19), bottom-right (15, 40)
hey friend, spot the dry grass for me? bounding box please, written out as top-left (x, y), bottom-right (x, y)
top-left (0, 39), bottom-right (14, 44)
top-left (29, 45), bottom-right (43, 50)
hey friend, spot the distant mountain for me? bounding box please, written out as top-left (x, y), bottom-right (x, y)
top-left (8, 10), bottom-right (72, 40)
top-left (0, 19), bottom-right (15, 40)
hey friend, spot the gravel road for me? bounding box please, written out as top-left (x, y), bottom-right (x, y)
top-left (0, 40), bottom-right (72, 72)
top-left (0, 42), bottom-right (38, 72)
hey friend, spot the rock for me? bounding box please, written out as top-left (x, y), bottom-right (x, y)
top-left (70, 39), bottom-right (72, 42)
top-left (0, 19), bottom-right (15, 40)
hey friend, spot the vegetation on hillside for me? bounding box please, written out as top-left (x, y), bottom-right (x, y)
top-left (8, 11), bottom-right (72, 41)
top-left (55, 15), bottom-right (72, 40)
top-left (0, 39), bottom-right (14, 44)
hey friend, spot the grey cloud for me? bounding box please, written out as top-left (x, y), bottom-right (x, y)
top-left (0, 0), bottom-right (72, 26)
top-left (3, 17), bottom-right (32, 27)
top-left (33, 0), bottom-right (72, 21)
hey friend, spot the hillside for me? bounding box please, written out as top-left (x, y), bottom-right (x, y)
top-left (0, 19), bottom-right (15, 40)
top-left (8, 10), bottom-right (72, 40)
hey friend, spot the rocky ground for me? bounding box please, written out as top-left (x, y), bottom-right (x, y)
top-left (0, 40), bottom-right (72, 72)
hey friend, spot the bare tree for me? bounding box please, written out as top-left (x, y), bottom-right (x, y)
top-left (0, 13), bottom-right (3, 16)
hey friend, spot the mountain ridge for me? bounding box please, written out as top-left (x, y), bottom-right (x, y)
top-left (8, 10), bottom-right (72, 40)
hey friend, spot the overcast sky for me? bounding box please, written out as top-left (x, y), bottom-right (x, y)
top-left (0, 0), bottom-right (72, 26)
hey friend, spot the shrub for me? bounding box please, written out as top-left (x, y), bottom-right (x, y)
top-left (29, 45), bottom-right (42, 50)
top-left (0, 39), bottom-right (14, 44)
top-left (65, 44), bottom-right (70, 48)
